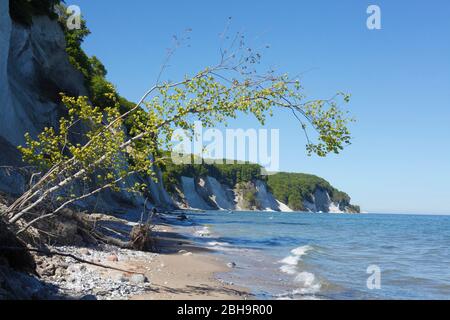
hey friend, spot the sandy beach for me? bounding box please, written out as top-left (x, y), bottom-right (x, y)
top-left (128, 224), bottom-right (251, 300)
top-left (32, 221), bottom-right (251, 300)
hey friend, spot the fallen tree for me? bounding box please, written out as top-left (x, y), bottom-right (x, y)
top-left (1, 42), bottom-right (353, 246)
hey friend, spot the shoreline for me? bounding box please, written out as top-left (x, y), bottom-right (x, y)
top-left (31, 221), bottom-right (251, 300)
top-left (130, 222), bottom-right (251, 300)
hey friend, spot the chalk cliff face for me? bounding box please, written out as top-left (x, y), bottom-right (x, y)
top-left (172, 176), bottom-right (354, 213)
top-left (303, 188), bottom-right (348, 213)
top-left (0, 3), bottom-right (174, 211)
top-left (0, 1), bottom-right (86, 195)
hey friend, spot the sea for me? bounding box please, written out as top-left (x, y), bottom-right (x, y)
top-left (176, 211), bottom-right (450, 300)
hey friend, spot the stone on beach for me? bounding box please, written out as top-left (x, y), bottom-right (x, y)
top-left (129, 274), bottom-right (149, 285)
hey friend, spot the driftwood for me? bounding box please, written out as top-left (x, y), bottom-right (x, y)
top-left (66, 211), bottom-right (137, 226)
top-left (64, 209), bottom-right (155, 251)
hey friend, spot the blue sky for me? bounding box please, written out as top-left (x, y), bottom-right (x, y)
top-left (73, 0), bottom-right (450, 214)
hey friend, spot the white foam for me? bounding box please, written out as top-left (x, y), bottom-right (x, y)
top-left (195, 226), bottom-right (211, 237)
top-left (279, 245), bottom-right (313, 269)
top-left (280, 264), bottom-right (298, 275)
top-left (280, 255), bottom-right (301, 266)
top-left (207, 241), bottom-right (230, 247)
top-left (291, 245), bottom-right (313, 257)
top-left (295, 272), bottom-right (316, 286)
top-left (278, 245), bottom-right (321, 296)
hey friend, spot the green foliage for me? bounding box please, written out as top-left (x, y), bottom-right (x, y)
top-left (303, 94), bottom-right (354, 157)
top-left (161, 154), bottom-right (263, 194)
top-left (89, 75), bottom-right (118, 108)
top-left (267, 172), bottom-right (352, 211)
top-left (9, 0), bottom-right (60, 26)
top-left (237, 182), bottom-right (258, 209)
top-left (56, 5), bottom-right (92, 80)
top-left (16, 11), bottom-right (355, 213)
top-left (89, 56), bottom-right (107, 77)
top-left (18, 86), bottom-right (155, 199)
top-left (55, 7), bottom-right (137, 120)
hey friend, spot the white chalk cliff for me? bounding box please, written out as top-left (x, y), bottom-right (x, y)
top-left (172, 176), bottom-right (349, 213)
top-left (0, 2), bottom-right (174, 211)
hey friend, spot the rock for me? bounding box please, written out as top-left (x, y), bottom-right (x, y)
top-left (115, 273), bottom-right (129, 283)
top-left (129, 274), bottom-right (149, 285)
top-left (93, 289), bottom-right (108, 296)
top-left (59, 262), bottom-right (69, 269)
top-left (54, 268), bottom-right (66, 278)
top-left (67, 264), bottom-right (86, 274)
top-left (41, 264), bottom-right (56, 277)
top-left (79, 248), bottom-right (90, 256)
top-left (80, 294), bottom-right (97, 300)
top-left (107, 254), bottom-right (119, 262)
top-left (227, 262), bottom-right (237, 268)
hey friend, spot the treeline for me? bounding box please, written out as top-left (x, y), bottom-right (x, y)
top-left (267, 172), bottom-right (357, 211)
top-left (161, 156), bottom-right (263, 193)
top-left (160, 157), bottom-right (359, 212)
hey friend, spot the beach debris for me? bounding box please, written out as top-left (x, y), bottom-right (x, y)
top-left (227, 262), bottom-right (237, 269)
top-left (178, 250), bottom-right (188, 254)
top-left (183, 252), bottom-right (193, 256)
top-left (32, 246), bottom-right (157, 300)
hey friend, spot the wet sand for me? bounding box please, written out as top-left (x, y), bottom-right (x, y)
top-left (124, 224), bottom-right (251, 300)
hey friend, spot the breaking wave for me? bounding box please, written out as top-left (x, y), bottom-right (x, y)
top-left (278, 245), bottom-right (321, 296)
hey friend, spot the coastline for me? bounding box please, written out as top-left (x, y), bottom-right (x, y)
top-left (30, 220), bottom-right (251, 300)
top-left (130, 223), bottom-right (251, 300)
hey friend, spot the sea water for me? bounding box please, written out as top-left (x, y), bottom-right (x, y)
top-left (181, 211), bottom-right (450, 300)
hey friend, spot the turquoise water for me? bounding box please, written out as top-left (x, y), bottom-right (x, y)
top-left (182, 211), bottom-right (450, 300)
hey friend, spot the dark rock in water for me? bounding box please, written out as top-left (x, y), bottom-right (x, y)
top-left (177, 214), bottom-right (188, 221)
